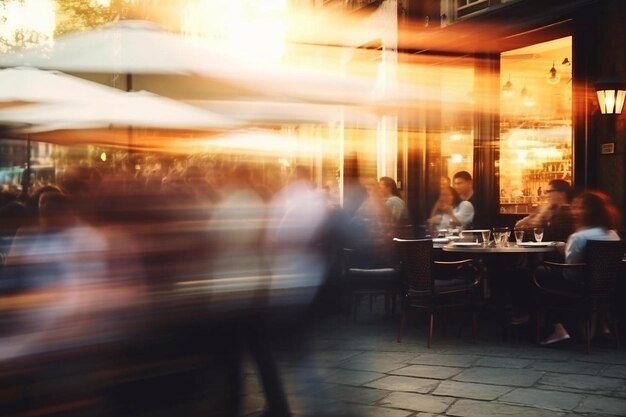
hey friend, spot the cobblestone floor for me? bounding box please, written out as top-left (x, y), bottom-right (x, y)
top-left (243, 308), bottom-right (626, 417)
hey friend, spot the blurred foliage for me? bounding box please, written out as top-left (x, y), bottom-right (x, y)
top-left (55, 0), bottom-right (131, 36)
top-left (0, 0), bottom-right (134, 52)
top-left (0, 0), bottom-right (33, 52)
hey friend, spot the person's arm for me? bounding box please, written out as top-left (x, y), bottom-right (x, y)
top-left (450, 201), bottom-right (474, 228)
top-left (515, 203), bottom-right (551, 228)
top-left (564, 232), bottom-right (585, 264)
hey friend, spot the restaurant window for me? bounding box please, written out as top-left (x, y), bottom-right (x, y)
top-left (499, 36), bottom-right (572, 214)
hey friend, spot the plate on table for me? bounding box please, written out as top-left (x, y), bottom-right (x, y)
top-left (432, 237), bottom-right (449, 244)
top-left (517, 241), bottom-right (556, 247)
top-left (452, 242), bottom-right (481, 247)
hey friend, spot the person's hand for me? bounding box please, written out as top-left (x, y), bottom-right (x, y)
top-left (555, 241), bottom-right (566, 253)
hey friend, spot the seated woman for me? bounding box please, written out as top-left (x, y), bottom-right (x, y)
top-left (538, 190), bottom-right (621, 345)
top-left (427, 186), bottom-right (474, 235)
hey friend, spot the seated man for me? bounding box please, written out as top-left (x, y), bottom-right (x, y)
top-left (452, 171), bottom-right (480, 228)
top-left (515, 179), bottom-right (575, 242)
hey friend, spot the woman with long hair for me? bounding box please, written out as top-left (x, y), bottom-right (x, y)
top-left (539, 190), bottom-right (621, 345)
top-left (427, 186), bottom-right (474, 234)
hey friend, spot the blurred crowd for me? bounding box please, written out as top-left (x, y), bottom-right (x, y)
top-left (0, 159), bottom-right (409, 416)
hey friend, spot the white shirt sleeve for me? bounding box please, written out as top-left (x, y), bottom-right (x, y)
top-left (454, 201), bottom-right (475, 228)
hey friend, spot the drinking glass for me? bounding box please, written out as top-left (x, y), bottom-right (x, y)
top-left (514, 229), bottom-right (524, 245)
top-left (481, 230), bottom-right (491, 246)
top-left (493, 227), bottom-right (509, 248)
top-left (533, 227), bottom-right (544, 242)
top-left (505, 230), bottom-right (511, 247)
top-left (492, 231), bottom-right (503, 247)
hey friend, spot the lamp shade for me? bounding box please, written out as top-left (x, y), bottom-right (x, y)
top-left (595, 73), bottom-right (626, 114)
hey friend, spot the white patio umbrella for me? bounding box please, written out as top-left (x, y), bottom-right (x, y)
top-left (0, 90), bottom-right (239, 149)
top-left (0, 90), bottom-right (236, 130)
top-left (0, 20), bottom-right (265, 97)
top-left (0, 66), bottom-right (125, 107)
top-left (0, 67), bottom-right (129, 192)
top-left (0, 20), bottom-right (407, 106)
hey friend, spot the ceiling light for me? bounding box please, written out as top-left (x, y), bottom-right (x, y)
top-left (502, 74), bottom-right (515, 97)
top-left (547, 61), bottom-right (560, 85)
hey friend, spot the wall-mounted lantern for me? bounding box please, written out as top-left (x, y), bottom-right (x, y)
top-left (595, 73), bottom-right (626, 114)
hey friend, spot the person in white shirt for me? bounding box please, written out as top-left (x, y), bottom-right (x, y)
top-left (427, 186), bottom-right (474, 234)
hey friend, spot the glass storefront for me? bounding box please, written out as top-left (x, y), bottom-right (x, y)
top-left (499, 36), bottom-right (573, 214)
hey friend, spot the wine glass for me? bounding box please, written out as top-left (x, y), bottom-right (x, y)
top-left (481, 230), bottom-right (491, 246)
top-left (514, 229), bottom-right (524, 245)
top-left (533, 227), bottom-right (544, 243)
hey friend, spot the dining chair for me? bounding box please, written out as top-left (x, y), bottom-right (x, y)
top-left (533, 239), bottom-right (626, 353)
top-left (394, 238), bottom-right (482, 347)
top-left (341, 245), bottom-right (401, 322)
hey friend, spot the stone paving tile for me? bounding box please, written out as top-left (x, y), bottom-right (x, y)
top-left (474, 356), bottom-right (534, 369)
top-left (515, 347), bottom-right (586, 361)
top-left (538, 372), bottom-right (624, 393)
top-left (284, 382), bottom-right (337, 395)
top-left (341, 341), bottom-right (420, 353)
top-left (433, 380), bottom-right (512, 400)
top-left (442, 344), bottom-right (523, 357)
top-left (575, 395), bottom-right (626, 416)
top-left (446, 399), bottom-right (566, 417)
top-left (498, 387), bottom-right (583, 411)
top-left (601, 364), bottom-right (626, 378)
top-left (282, 367), bottom-right (335, 383)
top-left (390, 364), bottom-right (464, 380)
top-left (408, 353), bottom-right (478, 367)
top-left (320, 385), bottom-right (391, 405)
top-left (453, 367), bottom-right (543, 387)
top-left (304, 350), bottom-right (362, 363)
top-left (365, 375), bottom-right (439, 393)
top-left (324, 369), bottom-right (385, 386)
top-left (310, 404), bottom-right (413, 417)
top-left (530, 360), bottom-right (605, 375)
top-left (575, 350), bottom-right (626, 365)
top-left (377, 392), bottom-right (455, 414)
top-left (339, 360), bottom-right (406, 374)
top-left (352, 351), bottom-right (416, 363)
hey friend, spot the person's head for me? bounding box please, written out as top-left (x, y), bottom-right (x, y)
top-left (379, 176), bottom-right (399, 198)
top-left (452, 171), bottom-right (473, 199)
top-left (546, 179), bottom-right (572, 206)
top-left (440, 176), bottom-right (451, 189)
top-left (39, 191), bottom-right (75, 229)
top-left (439, 186), bottom-right (462, 208)
top-left (572, 191), bottom-right (621, 230)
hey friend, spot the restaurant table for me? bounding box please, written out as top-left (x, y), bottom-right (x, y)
top-left (442, 243), bottom-right (557, 254)
top-left (441, 242), bottom-right (558, 340)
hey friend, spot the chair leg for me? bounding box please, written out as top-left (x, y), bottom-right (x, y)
top-left (397, 310), bottom-right (406, 343)
top-left (585, 320), bottom-right (591, 354)
top-left (614, 318), bottom-right (621, 348)
top-left (427, 312), bottom-right (434, 348)
top-left (352, 295), bottom-right (359, 323)
top-left (535, 312), bottom-right (543, 345)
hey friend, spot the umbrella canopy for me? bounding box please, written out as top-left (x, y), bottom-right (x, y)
top-left (0, 20), bottom-right (395, 106)
top-left (0, 90), bottom-right (238, 131)
top-left (0, 67), bottom-right (124, 107)
top-left (0, 20), bottom-right (223, 75)
top-left (0, 19), bottom-right (262, 98)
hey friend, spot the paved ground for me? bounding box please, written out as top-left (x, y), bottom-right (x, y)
top-left (242, 306), bottom-right (626, 417)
